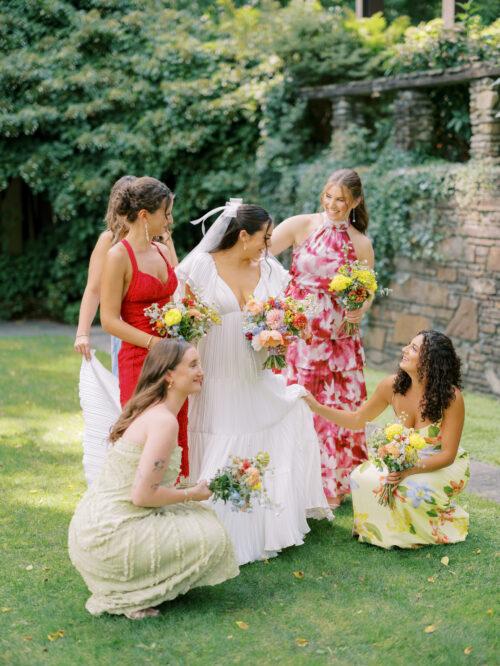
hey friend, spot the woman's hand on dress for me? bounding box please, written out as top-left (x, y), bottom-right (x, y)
top-left (303, 391), bottom-right (321, 413)
top-left (74, 334), bottom-right (91, 361)
top-left (189, 480), bottom-right (212, 501)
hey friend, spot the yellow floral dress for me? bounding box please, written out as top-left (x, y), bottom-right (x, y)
top-left (68, 439), bottom-right (239, 616)
top-left (350, 424), bottom-right (469, 548)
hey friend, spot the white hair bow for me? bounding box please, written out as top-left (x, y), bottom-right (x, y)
top-left (190, 198), bottom-right (243, 236)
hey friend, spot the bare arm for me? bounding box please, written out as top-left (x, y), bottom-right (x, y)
top-left (270, 215), bottom-right (311, 256)
top-left (74, 231), bottom-right (113, 359)
top-left (100, 245), bottom-right (158, 348)
top-left (303, 376), bottom-right (393, 430)
top-left (131, 414), bottom-right (210, 507)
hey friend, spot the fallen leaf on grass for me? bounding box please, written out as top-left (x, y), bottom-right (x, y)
top-left (486, 608), bottom-right (493, 616)
top-left (427, 576), bottom-right (437, 583)
top-left (22, 636), bottom-right (32, 641)
top-left (47, 630), bottom-right (64, 641)
top-left (474, 549), bottom-right (481, 555)
top-left (424, 625), bottom-right (436, 634)
top-left (464, 647), bottom-right (473, 655)
top-left (1, 608), bottom-right (12, 613)
top-left (25, 565), bottom-right (33, 571)
top-left (295, 638), bottom-right (309, 647)
top-left (235, 621), bottom-right (249, 630)
top-left (226, 635), bottom-right (233, 640)
top-left (440, 556), bottom-right (449, 566)
top-left (292, 571), bottom-right (304, 579)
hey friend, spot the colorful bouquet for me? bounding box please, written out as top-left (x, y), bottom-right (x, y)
top-left (328, 251), bottom-right (380, 336)
top-left (370, 421), bottom-right (428, 508)
top-left (242, 295), bottom-right (316, 370)
top-left (209, 451), bottom-right (271, 512)
top-left (144, 292), bottom-right (221, 343)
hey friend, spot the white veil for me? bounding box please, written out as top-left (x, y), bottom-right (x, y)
top-left (176, 197), bottom-right (243, 288)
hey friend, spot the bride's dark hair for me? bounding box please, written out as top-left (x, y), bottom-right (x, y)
top-left (393, 330), bottom-right (462, 424)
top-left (109, 338), bottom-right (191, 443)
top-left (211, 204), bottom-right (273, 252)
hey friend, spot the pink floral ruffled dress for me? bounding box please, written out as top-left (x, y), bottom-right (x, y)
top-left (286, 212), bottom-right (368, 501)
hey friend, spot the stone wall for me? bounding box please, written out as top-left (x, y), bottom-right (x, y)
top-left (363, 176), bottom-right (500, 395)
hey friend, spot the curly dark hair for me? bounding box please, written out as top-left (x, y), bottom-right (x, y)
top-left (393, 330), bottom-right (462, 424)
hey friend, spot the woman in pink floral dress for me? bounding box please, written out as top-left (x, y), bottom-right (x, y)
top-left (271, 169), bottom-right (375, 507)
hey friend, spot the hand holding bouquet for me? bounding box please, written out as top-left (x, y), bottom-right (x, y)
top-left (209, 451), bottom-right (271, 512)
top-left (144, 291), bottom-right (221, 343)
top-left (370, 421), bottom-right (428, 508)
top-left (328, 251), bottom-right (381, 336)
top-left (242, 295), bottom-right (316, 370)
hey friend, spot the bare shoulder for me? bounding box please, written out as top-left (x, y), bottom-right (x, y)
top-left (106, 240), bottom-right (128, 263)
top-left (350, 228), bottom-right (373, 250)
top-left (147, 405), bottom-right (179, 432)
top-left (451, 387), bottom-right (465, 410)
top-left (378, 374), bottom-right (396, 398)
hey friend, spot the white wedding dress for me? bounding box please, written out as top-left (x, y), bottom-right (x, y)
top-left (177, 252), bottom-right (332, 566)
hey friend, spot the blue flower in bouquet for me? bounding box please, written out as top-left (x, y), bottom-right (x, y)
top-left (405, 480), bottom-right (434, 508)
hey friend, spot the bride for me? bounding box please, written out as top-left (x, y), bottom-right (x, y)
top-left (176, 199), bottom-right (332, 566)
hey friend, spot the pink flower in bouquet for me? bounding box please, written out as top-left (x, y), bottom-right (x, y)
top-left (379, 443), bottom-right (400, 458)
top-left (187, 308), bottom-right (202, 320)
top-left (266, 308), bottom-right (285, 330)
top-left (259, 330), bottom-right (284, 348)
top-left (246, 467), bottom-right (260, 487)
top-left (245, 298), bottom-right (264, 315)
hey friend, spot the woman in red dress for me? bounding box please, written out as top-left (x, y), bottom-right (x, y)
top-left (100, 176), bottom-right (189, 477)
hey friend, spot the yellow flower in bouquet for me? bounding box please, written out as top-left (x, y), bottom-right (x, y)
top-left (163, 308), bottom-right (183, 326)
top-left (409, 433), bottom-right (427, 450)
top-left (328, 274), bottom-right (353, 292)
top-left (352, 269), bottom-right (378, 292)
top-left (385, 423), bottom-right (404, 440)
top-left (256, 451), bottom-right (270, 467)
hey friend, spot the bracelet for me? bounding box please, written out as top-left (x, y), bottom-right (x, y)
top-left (146, 335), bottom-right (153, 350)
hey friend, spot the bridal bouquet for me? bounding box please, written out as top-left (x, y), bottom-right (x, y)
top-left (242, 295), bottom-right (316, 370)
top-left (209, 451), bottom-right (271, 512)
top-left (328, 254), bottom-right (380, 336)
top-left (144, 292), bottom-right (221, 343)
top-left (370, 421), bottom-right (428, 508)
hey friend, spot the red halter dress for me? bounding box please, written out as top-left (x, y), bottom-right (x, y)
top-left (118, 238), bottom-right (189, 477)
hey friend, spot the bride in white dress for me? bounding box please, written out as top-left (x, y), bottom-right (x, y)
top-left (176, 200), bottom-right (332, 566)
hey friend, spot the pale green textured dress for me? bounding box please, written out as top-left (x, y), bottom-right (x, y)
top-left (68, 439), bottom-right (239, 616)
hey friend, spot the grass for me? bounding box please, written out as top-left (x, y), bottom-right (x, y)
top-left (0, 336), bottom-right (498, 666)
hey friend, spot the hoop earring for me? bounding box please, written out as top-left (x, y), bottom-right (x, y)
top-left (145, 222), bottom-right (150, 243)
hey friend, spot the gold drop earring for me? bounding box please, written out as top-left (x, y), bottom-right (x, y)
top-left (145, 222), bottom-right (150, 243)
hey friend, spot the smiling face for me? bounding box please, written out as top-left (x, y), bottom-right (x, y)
top-left (167, 346), bottom-right (204, 395)
top-left (400, 334), bottom-right (424, 374)
top-left (239, 221), bottom-right (273, 260)
top-left (321, 184), bottom-right (352, 222)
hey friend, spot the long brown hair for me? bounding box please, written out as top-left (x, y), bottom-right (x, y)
top-left (105, 175), bottom-right (136, 243)
top-left (109, 338), bottom-right (191, 443)
top-left (320, 168), bottom-right (369, 233)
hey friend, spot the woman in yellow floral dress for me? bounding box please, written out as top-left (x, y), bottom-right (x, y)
top-left (304, 330), bottom-right (469, 548)
top-left (69, 339), bottom-right (238, 619)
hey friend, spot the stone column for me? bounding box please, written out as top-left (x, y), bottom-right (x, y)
top-left (469, 77), bottom-right (500, 161)
top-left (393, 90), bottom-right (434, 151)
top-left (331, 96), bottom-right (351, 133)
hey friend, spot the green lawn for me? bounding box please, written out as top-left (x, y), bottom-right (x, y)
top-left (0, 337), bottom-right (498, 666)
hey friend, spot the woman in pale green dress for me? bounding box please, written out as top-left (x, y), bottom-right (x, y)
top-left (69, 339), bottom-right (239, 619)
top-left (304, 330), bottom-right (469, 549)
